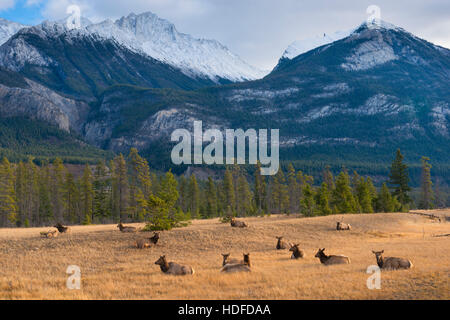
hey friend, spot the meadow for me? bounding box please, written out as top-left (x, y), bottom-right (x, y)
top-left (0, 210), bottom-right (449, 300)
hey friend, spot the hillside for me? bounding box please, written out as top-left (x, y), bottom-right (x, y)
top-left (0, 211), bottom-right (448, 299)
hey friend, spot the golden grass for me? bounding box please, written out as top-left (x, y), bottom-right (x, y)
top-left (0, 211), bottom-right (449, 300)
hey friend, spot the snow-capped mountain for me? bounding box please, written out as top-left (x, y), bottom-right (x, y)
top-left (280, 20), bottom-right (407, 61)
top-left (87, 12), bottom-right (266, 82)
top-left (0, 18), bottom-right (27, 45)
top-left (282, 29), bottom-right (353, 60)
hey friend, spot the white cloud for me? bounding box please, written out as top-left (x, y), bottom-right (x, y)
top-left (0, 0), bottom-right (15, 11)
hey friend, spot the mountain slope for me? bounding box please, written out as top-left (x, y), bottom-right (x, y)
top-left (87, 12), bottom-right (266, 82)
top-left (0, 18), bottom-right (26, 45)
top-left (81, 21), bottom-right (450, 182)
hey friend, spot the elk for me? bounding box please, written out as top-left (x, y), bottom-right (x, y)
top-left (135, 238), bottom-right (151, 249)
top-left (53, 223), bottom-right (71, 233)
top-left (336, 221), bottom-right (351, 230)
top-left (315, 248), bottom-right (350, 265)
top-left (154, 255), bottom-right (194, 275)
top-left (230, 217), bottom-right (248, 228)
top-left (220, 253), bottom-right (251, 273)
top-left (149, 232), bottom-right (160, 245)
top-left (276, 236), bottom-right (291, 250)
top-left (221, 253), bottom-right (241, 266)
top-left (372, 250), bottom-right (413, 270)
top-left (41, 230), bottom-right (58, 238)
top-left (117, 223), bottom-right (137, 233)
top-left (289, 244), bottom-right (305, 259)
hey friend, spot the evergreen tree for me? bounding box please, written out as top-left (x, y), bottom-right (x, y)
top-left (223, 168), bottom-right (235, 214)
top-left (93, 160), bottom-right (110, 222)
top-left (315, 182), bottom-right (332, 215)
top-left (254, 162), bottom-right (266, 214)
top-left (38, 161), bottom-right (53, 224)
top-left (300, 181), bottom-right (315, 216)
top-left (377, 183), bottom-right (399, 213)
top-left (0, 158), bottom-right (18, 226)
top-left (322, 165), bottom-right (335, 190)
top-left (271, 167), bottom-right (289, 213)
top-left (236, 173), bottom-right (253, 216)
top-left (188, 174), bottom-right (200, 218)
top-left (113, 154), bottom-right (129, 221)
top-left (63, 171), bottom-right (79, 223)
top-left (80, 165), bottom-right (94, 224)
top-left (419, 156), bottom-right (434, 209)
top-left (287, 163), bottom-right (299, 213)
top-left (51, 158), bottom-right (66, 222)
top-left (332, 170), bottom-right (358, 214)
top-left (356, 177), bottom-right (374, 213)
top-left (205, 177), bottom-right (218, 218)
top-left (389, 149), bottom-right (411, 209)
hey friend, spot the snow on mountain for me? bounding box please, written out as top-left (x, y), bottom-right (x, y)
top-left (281, 20), bottom-right (405, 61)
top-left (87, 12), bottom-right (266, 82)
top-left (282, 29), bottom-right (353, 60)
top-left (0, 18), bottom-right (27, 45)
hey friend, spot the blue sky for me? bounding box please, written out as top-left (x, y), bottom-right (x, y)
top-left (0, 0), bottom-right (44, 25)
top-left (1, 0), bottom-right (449, 70)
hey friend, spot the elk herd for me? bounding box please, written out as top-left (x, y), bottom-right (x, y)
top-left (39, 217), bottom-right (414, 276)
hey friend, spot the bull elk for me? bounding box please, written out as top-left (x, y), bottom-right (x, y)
top-left (372, 250), bottom-right (413, 270)
top-left (315, 248), bottom-right (350, 265)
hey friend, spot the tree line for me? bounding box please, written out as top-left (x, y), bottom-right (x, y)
top-left (0, 148), bottom-right (438, 229)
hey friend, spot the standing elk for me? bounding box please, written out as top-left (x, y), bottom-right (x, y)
top-left (315, 248), bottom-right (350, 265)
top-left (372, 250), bottom-right (413, 270)
top-left (154, 255), bottom-right (195, 275)
top-left (289, 244), bottom-right (305, 259)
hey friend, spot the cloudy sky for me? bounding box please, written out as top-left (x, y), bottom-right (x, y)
top-left (1, 0), bottom-right (449, 70)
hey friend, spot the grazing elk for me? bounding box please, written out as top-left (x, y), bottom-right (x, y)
top-left (53, 223), bottom-right (71, 233)
top-left (154, 255), bottom-right (195, 275)
top-left (315, 248), bottom-right (350, 265)
top-left (289, 244), bottom-right (305, 259)
top-left (220, 253), bottom-right (251, 273)
top-left (372, 250), bottom-right (413, 270)
top-left (276, 236), bottom-right (291, 250)
top-left (41, 230), bottom-right (58, 238)
top-left (149, 232), bottom-right (160, 245)
top-left (230, 217), bottom-right (248, 228)
top-left (336, 221), bottom-right (351, 230)
top-left (117, 223), bottom-right (137, 233)
top-left (221, 253), bottom-right (241, 266)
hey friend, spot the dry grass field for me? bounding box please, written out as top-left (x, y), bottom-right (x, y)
top-left (0, 210), bottom-right (449, 300)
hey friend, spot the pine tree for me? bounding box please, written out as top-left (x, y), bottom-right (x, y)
top-left (377, 183), bottom-right (399, 213)
top-left (236, 173), bottom-right (253, 216)
top-left (93, 160), bottom-right (110, 222)
top-left (254, 162), bottom-right (266, 214)
top-left (15, 161), bottom-right (26, 226)
top-left (287, 163), bottom-right (299, 213)
top-left (51, 158), bottom-right (66, 222)
top-left (188, 174), bottom-right (200, 218)
top-left (113, 154), bottom-right (129, 221)
top-left (356, 177), bottom-right (374, 213)
top-left (205, 177), bottom-right (218, 218)
top-left (389, 149), bottom-right (411, 209)
top-left (315, 182), bottom-right (332, 215)
top-left (127, 148), bottom-right (151, 220)
top-left (223, 168), bottom-right (235, 214)
top-left (322, 165), bottom-right (335, 190)
top-left (271, 167), bottom-right (289, 213)
top-left (332, 170), bottom-right (357, 214)
top-left (63, 171), bottom-right (79, 223)
top-left (0, 158), bottom-right (18, 226)
top-left (38, 161), bottom-right (53, 224)
top-left (80, 165), bottom-right (94, 224)
top-left (300, 181), bottom-right (315, 217)
top-left (419, 156), bottom-right (434, 209)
